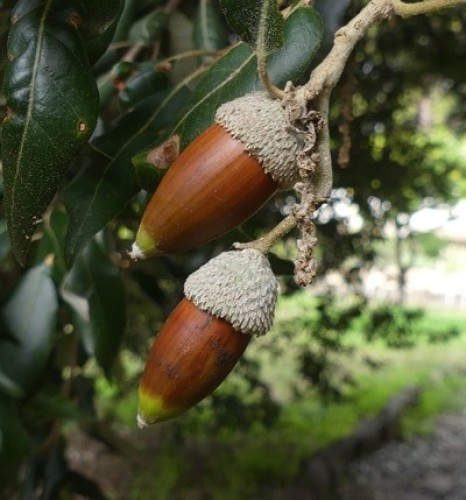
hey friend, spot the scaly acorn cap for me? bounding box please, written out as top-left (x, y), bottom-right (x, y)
top-left (215, 92), bottom-right (301, 190)
top-left (184, 249), bottom-right (278, 336)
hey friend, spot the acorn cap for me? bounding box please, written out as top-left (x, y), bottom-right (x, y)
top-left (215, 92), bottom-right (301, 190)
top-left (184, 249), bottom-right (278, 336)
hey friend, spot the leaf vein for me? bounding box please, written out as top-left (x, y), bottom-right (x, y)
top-left (10, 0), bottom-right (54, 219)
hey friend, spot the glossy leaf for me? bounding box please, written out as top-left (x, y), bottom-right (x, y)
top-left (112, 0), bottom-right (143, 43)
top-left (193, 0), bottom-right (227, 53)
top-left (129, 9), bottom-right (168, 44)
top-left (63, 86), bottom-right (190, 265)
top-left (1, 0), bottom-right (99, 264)
top-left (220, 0), bottom-right (284, 52)
top-left (119, 68), bottom-right (170, 110)
top-left (174, 7), bottom-right (323, 147)
top-left (73, 0), bottom-right (123, 64)
top-left (61, 235), bottom-right (125, 377)
top-left (0, 262), bottom-right (58, 396)
top-left (63, 7), bottom-right (321, 265)
top-left (315, 0), bottom-right (351, 52)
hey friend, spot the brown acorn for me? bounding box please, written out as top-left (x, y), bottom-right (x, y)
top-left (130, 92), bottom-right (301, 259)
top-left (137, 249), bottom-right (278, 426)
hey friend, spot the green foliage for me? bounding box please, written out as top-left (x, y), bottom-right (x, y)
top-left (62, 233), bottom-right (126, 377)
top-left (0, 1), bottom-right (326, 491)
top-left (174, 7), bottom-right (323, 147)
top-left (193, 0), bottom-right (227, 54)
top-left (402, 373), bottom-right (466, 437)
top-left (414, 232), bottom-right (445, 259)
top-left (361, 303), bottom-right (459, 347)
top-left (0, 0), bottom-right (465, 496)
top-left (1, 0), bottom-right (101, 263)
top-left (220, 0), bottom-right (284, 52)
top-left (0, 262), bottom-right (58, 397)
top-left (118, 64), bottom-right (171, 110)
top-left (129, 9), bottom-right (168, 44)
top-left (63, 86), bottom-right (189, 264)
top-left (131, 450), bottom-right (185, 500)
top-left (62, 5), bottom-right (322, 263)
top-left (72, 0), bottom-right (122, 64)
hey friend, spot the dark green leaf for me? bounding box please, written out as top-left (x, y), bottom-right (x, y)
top-left (132, 150), bottom-right (169, 192)
top-left (0, 369), bottom-right (24, 399)
top-left (0, 262), bottom-right (58, 396)
top-left (119, 67), bottom-right (170, 110)
top-left (97, 70), bottom-right (116, 107)
top-left (315, 0), bottom-right (351, 53)
top-left (1, 0), bottom-right (99, 264)
top-left (73, 0), bottom-right (123, 64)
top-left (193, 0), bottom-right (227, 54)
top-left (63, 86), bottom-right (190, 265)
top-left (129, 9), bottom-right (168, 44)
top-left (61, 235), bottom-right (125, 377)
top-left (269, 253), bottom-right (294, 276)
top-left (220, 0), bottom-right (284, 51)
top-left (174, 7), bottom-right (323, 147)
top-left (8, 0), bottom-right (42, 20)
top-left (0, 394), bottom-right (30, 490)
top-left (112, 0), bottom-right (141, 43)
top-left (132, 134), bottom-right (180, 191)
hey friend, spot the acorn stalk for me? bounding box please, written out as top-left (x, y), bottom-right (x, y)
top-left (137, 248), bottom-right (278, 426)
top-left (130, 92), bottom-right (302, 259)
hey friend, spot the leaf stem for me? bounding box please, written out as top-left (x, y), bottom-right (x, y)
top-left (234, 214), bottom-right (297, 254)
top-left (257, 54), bottom-right (286, 100)
top-left (256, 0), bottom-right (287, 100)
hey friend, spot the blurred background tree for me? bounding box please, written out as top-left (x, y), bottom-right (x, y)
top-left (0, 0), bottom-right (465, 498)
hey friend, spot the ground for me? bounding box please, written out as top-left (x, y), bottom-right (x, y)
top-left (67, 410), bottom-right (466, 499)
top-left (343, 412), bottom-right (466, 500)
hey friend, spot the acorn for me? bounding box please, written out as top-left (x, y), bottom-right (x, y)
top-left (130, 91), bottom-right (301, 259)
top-left (137, 248), bottom-right (278, 426)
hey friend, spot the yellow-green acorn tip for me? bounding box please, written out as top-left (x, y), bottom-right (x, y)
top-left (137, 387), bottom-right (180, 427)
top-left (129, 226), bottom-right (158, 260)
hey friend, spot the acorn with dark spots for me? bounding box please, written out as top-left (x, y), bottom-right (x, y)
top-left (137, 248), bottom-right (278, 426)
top-left (129, 91), bottom-right (302, 260)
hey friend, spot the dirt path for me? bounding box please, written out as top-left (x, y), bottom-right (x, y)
top-left (342, 412), bottom-right (466, 500)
